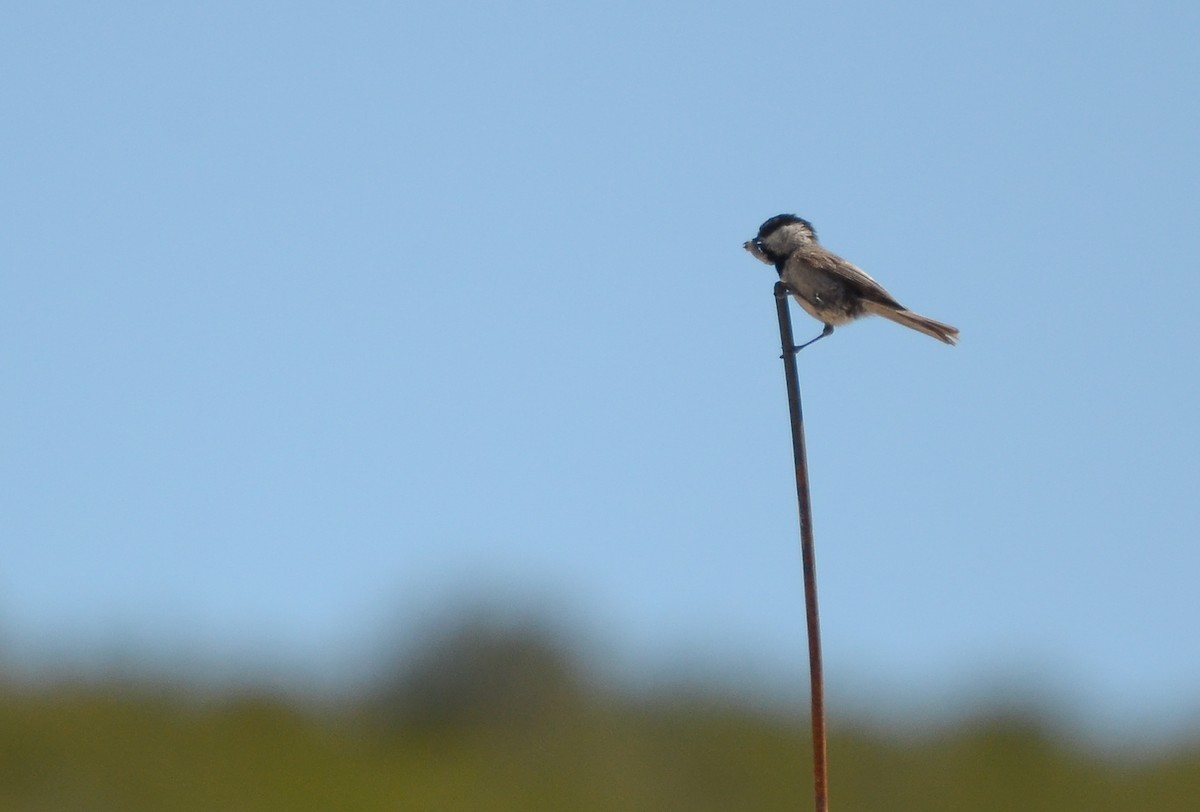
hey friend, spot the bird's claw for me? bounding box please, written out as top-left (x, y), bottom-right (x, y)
top-left (781, 324), bottom-right (834, 357)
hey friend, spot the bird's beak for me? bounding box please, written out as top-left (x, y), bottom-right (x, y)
top-left (744, 239), bottom-right (771, 264)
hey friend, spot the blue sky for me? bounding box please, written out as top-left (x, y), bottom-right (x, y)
top-left (3, 2), bottom-right (1199, 741)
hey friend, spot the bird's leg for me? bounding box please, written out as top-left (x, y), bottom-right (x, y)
top-left (790, 323), bottom-right (834, 353)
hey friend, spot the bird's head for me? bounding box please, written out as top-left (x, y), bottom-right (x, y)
top-left (743, 214), bottom-right (817, 265)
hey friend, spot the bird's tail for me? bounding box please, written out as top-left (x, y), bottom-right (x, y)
top-left (864, 302), bottom-right (959, 345)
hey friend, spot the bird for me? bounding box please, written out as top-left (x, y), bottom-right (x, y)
top-left (745, 214), bottom-right (959, 350)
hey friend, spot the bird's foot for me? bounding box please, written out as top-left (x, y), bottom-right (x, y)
top-left (782, 324), bottom-right (834, 356)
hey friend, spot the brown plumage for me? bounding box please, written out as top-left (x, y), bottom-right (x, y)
top-left (745, 214), bottom-right (958, 347)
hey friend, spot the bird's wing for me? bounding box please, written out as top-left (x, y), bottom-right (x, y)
top-left (809, 249), bottom-right (904, 308)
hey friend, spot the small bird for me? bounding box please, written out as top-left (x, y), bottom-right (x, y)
top-left (745, 214), bottom-right (958, 350)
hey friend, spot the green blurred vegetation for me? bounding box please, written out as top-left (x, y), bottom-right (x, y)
top-left (1, 621), bottom-right (1197, 811)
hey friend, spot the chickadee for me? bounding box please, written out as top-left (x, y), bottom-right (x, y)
top-left (745, 214), bottom-right (959, 350)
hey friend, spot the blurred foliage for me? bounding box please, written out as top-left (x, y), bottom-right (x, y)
top-left (1, 622), bottom-right (1198, 811)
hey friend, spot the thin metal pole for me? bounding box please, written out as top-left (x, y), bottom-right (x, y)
top-left (773, 282), bottom-right (829, 812)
